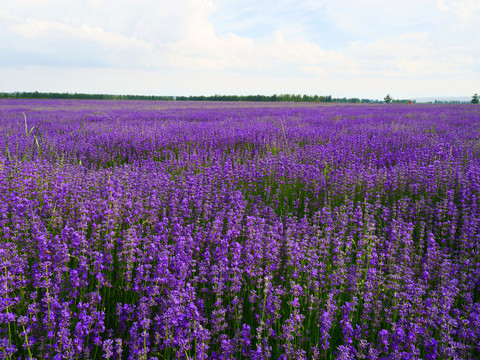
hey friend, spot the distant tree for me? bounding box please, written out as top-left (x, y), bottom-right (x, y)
top-left (384, 94), bottom-right (393, 103)
top-left (0, 91), bottom-right (381, 103)
top-left (472, 93), bottom-right (479, 104)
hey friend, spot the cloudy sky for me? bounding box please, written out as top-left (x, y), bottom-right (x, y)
top-left (1, 0), bottom-right (479, 99)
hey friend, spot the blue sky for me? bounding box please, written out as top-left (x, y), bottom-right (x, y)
top-left (0, 0), bottom-right (479, 99)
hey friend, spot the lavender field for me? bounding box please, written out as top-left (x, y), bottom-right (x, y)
top-left (1, 99), bottom-right (480, 359)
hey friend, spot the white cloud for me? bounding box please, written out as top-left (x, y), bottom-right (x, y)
top-left (0, 0), bottom-right (479, 97)
top-left (11, 19), bottom-right (151, 51)
top-left (452, 0), bottom-right (480, 28)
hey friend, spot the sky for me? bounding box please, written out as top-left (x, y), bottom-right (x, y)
top-left (0, 0), bottom-right (479, 99)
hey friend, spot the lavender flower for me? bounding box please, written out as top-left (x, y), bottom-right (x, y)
top-left (0, 100), bottom-right (479, 358)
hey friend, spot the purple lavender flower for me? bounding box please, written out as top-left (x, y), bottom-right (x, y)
top-left (0, 100), bottom-right (479, 358)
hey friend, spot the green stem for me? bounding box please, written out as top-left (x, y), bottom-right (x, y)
top-left (3, 267), bottom-right (13, 348)
top-left (22, 325), bottom-right (33, 359)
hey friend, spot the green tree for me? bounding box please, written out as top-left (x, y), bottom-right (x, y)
top-left (472, 93), bottom-right (479, 104)
top-left (384, 94), bottom-right (393, 103)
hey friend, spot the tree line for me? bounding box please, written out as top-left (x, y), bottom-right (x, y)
top-left (0, 92), bottom-right (386, 103)
top-left (0, 92), bottom-right (175, 101)
top-left (175, 94), bottom-right (382, 103)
